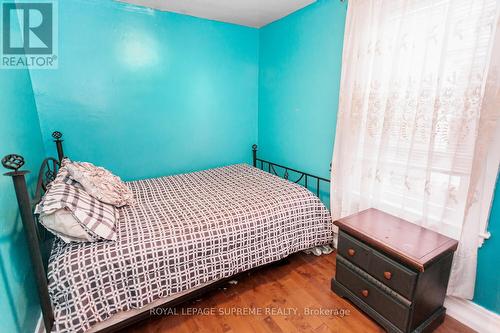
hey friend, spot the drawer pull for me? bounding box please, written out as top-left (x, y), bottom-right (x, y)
top-left (384, 271), bottom-right (392, 280)
top-left (361, 289), bottom-right (369, 298)
top-left (347, 248), bottom-right (356, 256)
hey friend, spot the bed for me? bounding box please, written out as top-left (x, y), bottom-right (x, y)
top-left (2, 132), bottom-right (333, 333)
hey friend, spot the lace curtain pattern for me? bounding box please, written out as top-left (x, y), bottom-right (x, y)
top-left (331, 0), bottom-right (500, 299)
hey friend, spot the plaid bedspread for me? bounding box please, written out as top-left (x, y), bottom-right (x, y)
top-left (48, 164), bottom-right (333, 332)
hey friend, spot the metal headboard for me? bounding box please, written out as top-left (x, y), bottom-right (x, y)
top-left (1, 131), bottom-right (65, 333)
top-left (252, 144), bottom-right (331, 197)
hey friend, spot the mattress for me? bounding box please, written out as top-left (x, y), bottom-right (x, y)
top-left (47, 164), bottom-right (333, 332)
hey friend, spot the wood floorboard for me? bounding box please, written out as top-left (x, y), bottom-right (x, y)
top-left (124, 252), bottom-right (476, 333)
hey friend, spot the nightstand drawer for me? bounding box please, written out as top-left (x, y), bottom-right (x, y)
top-left (335, 258), bottom-right (411, 331)
top-left (368, 250), bottom-right (417, 300)
top-left (338, 231), bottom-right (371, 271)
top-left (338, 231), bottom-right (417, 300)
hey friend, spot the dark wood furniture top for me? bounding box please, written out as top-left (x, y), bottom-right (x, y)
top-left (334, 208), bottom-right (458, 272)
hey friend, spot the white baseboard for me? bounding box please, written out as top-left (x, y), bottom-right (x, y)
top-left (34, 312), bottom-right (44, 333)
top-left (445, 296), bottom-right (500, 333)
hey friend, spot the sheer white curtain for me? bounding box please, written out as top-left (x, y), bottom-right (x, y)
top-left (331, 0), bottom-right (500, 299)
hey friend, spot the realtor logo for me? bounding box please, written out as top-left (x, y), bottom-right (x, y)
top-left (1, 0), bottom-right (58, 69)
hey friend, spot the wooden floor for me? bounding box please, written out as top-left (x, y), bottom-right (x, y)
top-left (125, 252), bottom-right (475, 333)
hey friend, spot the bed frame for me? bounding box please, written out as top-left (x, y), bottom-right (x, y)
top-left (1, 131), bottom-right (331, 333)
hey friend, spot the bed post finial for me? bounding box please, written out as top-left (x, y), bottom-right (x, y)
top-left (52, 131), bottom-right (64, 164)
top-left (252, 144), bottom-right (258, 167)
top-left (2, 154), bottom-right (54, 332)
top-left (1, 154), bottom-right (25, 173)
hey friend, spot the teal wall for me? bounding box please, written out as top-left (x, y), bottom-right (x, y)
top-left (0, 29), bottom-right (46, 333)
top-left (258, 0), bottom-right (347, 203)
top-left (30, 0), bottom-right (259, 181)
top-left (474, 176), bottom-right (500, 313)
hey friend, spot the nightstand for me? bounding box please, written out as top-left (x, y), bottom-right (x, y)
top-left (331, 208), bottom-right (458, 333)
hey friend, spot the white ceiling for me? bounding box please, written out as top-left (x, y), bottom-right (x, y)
top-left (117, 0), bottom-right (316, 28)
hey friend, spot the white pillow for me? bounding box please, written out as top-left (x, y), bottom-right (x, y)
top-left (65, 161), bottom-right (134, 207)
top-left (49, 158), bottom-right (83, 189)
top-left (39, 209), bottom-right (94, 243)
top-left (35, 182), bottom-right (118, 242)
